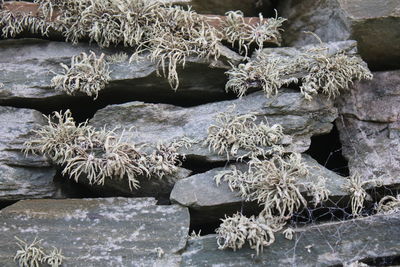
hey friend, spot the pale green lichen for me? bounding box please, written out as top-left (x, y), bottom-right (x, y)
top-left (223, 10), bottom-right (285, 57)
top-left (0, 0), bottom-right (285, 92)
top-left (24, 110), bottom-right (188, 190)
top-left (51, 51), bottom-right (111, 99)
top-left (342, 173), bottom-right (382, 216)
top-left (14, 237), bottom-right (65, 267)
top-left (375, 194), bottom-right (400, 215)
top-left (216, 212), bottom-right (284, 255)
top-left (205, 105), bottom-right (284, 160)
top-left (225, 41), bottom-right (373, 100)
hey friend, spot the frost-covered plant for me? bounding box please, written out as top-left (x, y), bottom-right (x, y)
top-left (216, 153), bottom-right (309, 217)
top-left (14, 237), bottom-right (46, 267)
top-left (225, 41), bottom-right (373, 100)
top-left (223, 10), bottom-right (285, 57)
top-left (216, 212), bottom-right (282, 255)
top-left (1, 0), bottom-right (284, 91)
top-left (342, 173), bottom-right (382, 216)
top-left (375, 194), bottom-right (400, 215)
top-left (205, 105), bottom-right (284, 160)
top-left (51, 51), bottom-right (111, 99)
top-left (24, 110), bottom-right (185, 189)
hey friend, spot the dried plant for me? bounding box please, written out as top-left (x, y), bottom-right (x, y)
top-left (51, 51), bottom-right (111, 99)
top-left (216, 212), bottom-right (280, 255)
top-left (375, 194), bottom-right (400, 215)
top-left (283, 227), bottom-right (295, 240)
top-left (14, 237), bottom-right (65, 267)
top-left (342, 173), bottom-right (382, 216)
top-left (216, 153), bottom-right (309, 217)
top-left (225, 41), bottom-right (373, 100)
top-left (42, 247), bottom-right (65, 267)
top-left (304, 175), bottom-right (331, 207)
top-left (106, 52), bottom-right (129, 63)
top-left (14, 237), bottom-right (46, 267)
top-left (24, 110), bottom-right (186, 190)
top-left (223, 10), bottom-right (285, 57)
top-left (205, 105), bottom-right (284, 160)
top-left (1, 0), bottom-right (285, 91)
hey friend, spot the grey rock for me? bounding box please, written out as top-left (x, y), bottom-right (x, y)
top-left (170, 154), bottom-right (348, 224)
top-left (0, 39), bottom-right (233, 109)
top-left (89, 90), bottom-right (338, 162)
top-left (0, 106), bottom-right (56, 201)
top-left (336, 70), bottom-right (400, 186)
top-left (278, 0), bottom-right (400, 70)
top-left (0, 198), bottom-right (189, 267)
top-left (181, 212), bottom-right (400, 266)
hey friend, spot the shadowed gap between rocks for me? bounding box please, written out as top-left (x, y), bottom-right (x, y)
top-left (305, 124), bottom-right (349, 177)
top-left (330, 255), bottom-right (400, 267)
top-left (0, 200), bottom-right (18, 210)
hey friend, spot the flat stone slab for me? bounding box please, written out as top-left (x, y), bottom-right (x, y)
top-left (0, 198), bottom-right (190, 266)
top-left (89, 90), bottom-right (338, 162)
top-left (181, 212), bottom-right (400, 266)
top-left (278, 0), bottom-right (400, 70)
top-left (336, 70), bottom-right (400, 185)
top-left (0, 106), bottom-right (56, 201)
top-left (0, 39), bottom-right (233, 110)
top-left (171, 154), bottom-right (348, 224)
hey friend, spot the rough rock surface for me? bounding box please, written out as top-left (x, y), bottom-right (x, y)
top-left (336, 70), bottom-right (400, 186)
top-left (0, 106), bottom-right (56, 201)
top-left (171, 154), bottom-right (348, 224)
top-left (278, 0), bottom-right (400, 70)
top-left (0, 39), bottom-right (233, 110)
top-left (89, 90), bottom-right (338, 162)
top-left (81, 167), bottom-right (192, 202)
top-left (181, 212), bottom-right (400, 266)
top-left (0, 198), bottom-right (190, 266)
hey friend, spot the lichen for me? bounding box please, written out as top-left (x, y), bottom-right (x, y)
top-left (0, 0), bottom-right (285, 92)
top-left (23, 110), bottom-right (189, 189)
top-left (51, 51), bottom-right (111, 99)
top-left (225, 40), bottom-right (373, 100)
top-left (205, 105), bottom-right (284, 160)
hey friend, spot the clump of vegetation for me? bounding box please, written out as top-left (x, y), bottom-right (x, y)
top-left (216, 212), bottom-right (280, 255)
top-left (375, 194), bottom-right (400, 215)
top-left (51, 51), bottom-right (111, 99)
top-left (342, 173), bottom-right (382, 216)
top-left (205, 105), bottom-right (284, 160)
top-left (225, 40), bottom-right (373, 100)
top-left (14, 236), bottom-right (65, 267)
top-left (0, 0), bottom-right (285, 92)
top-left (106, 52), bottom-right (129, 63)
top-left (215, 153), bottom-right (309, 217)
top-left (24, 110), bottom-right (187, 190)
top-left (223, 10), bottom-right (285, 57)
top-left (210, 107), bottom-right (331, 253)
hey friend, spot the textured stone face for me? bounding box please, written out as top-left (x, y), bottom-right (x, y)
top-left (336, 70), bottom-right (400, 186)
top-left (278, 0), bottom-right (400, 70)
top-left (0, 106), bottom-right (56, 201)
top-left (0, 39), bottom-right (233, 109)
top-left (0, 198), bottom-right (190, 266)
top-left (181, 212), bottom-right (400, 266)
top-left (89, 90), bottom-right (338, 162)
